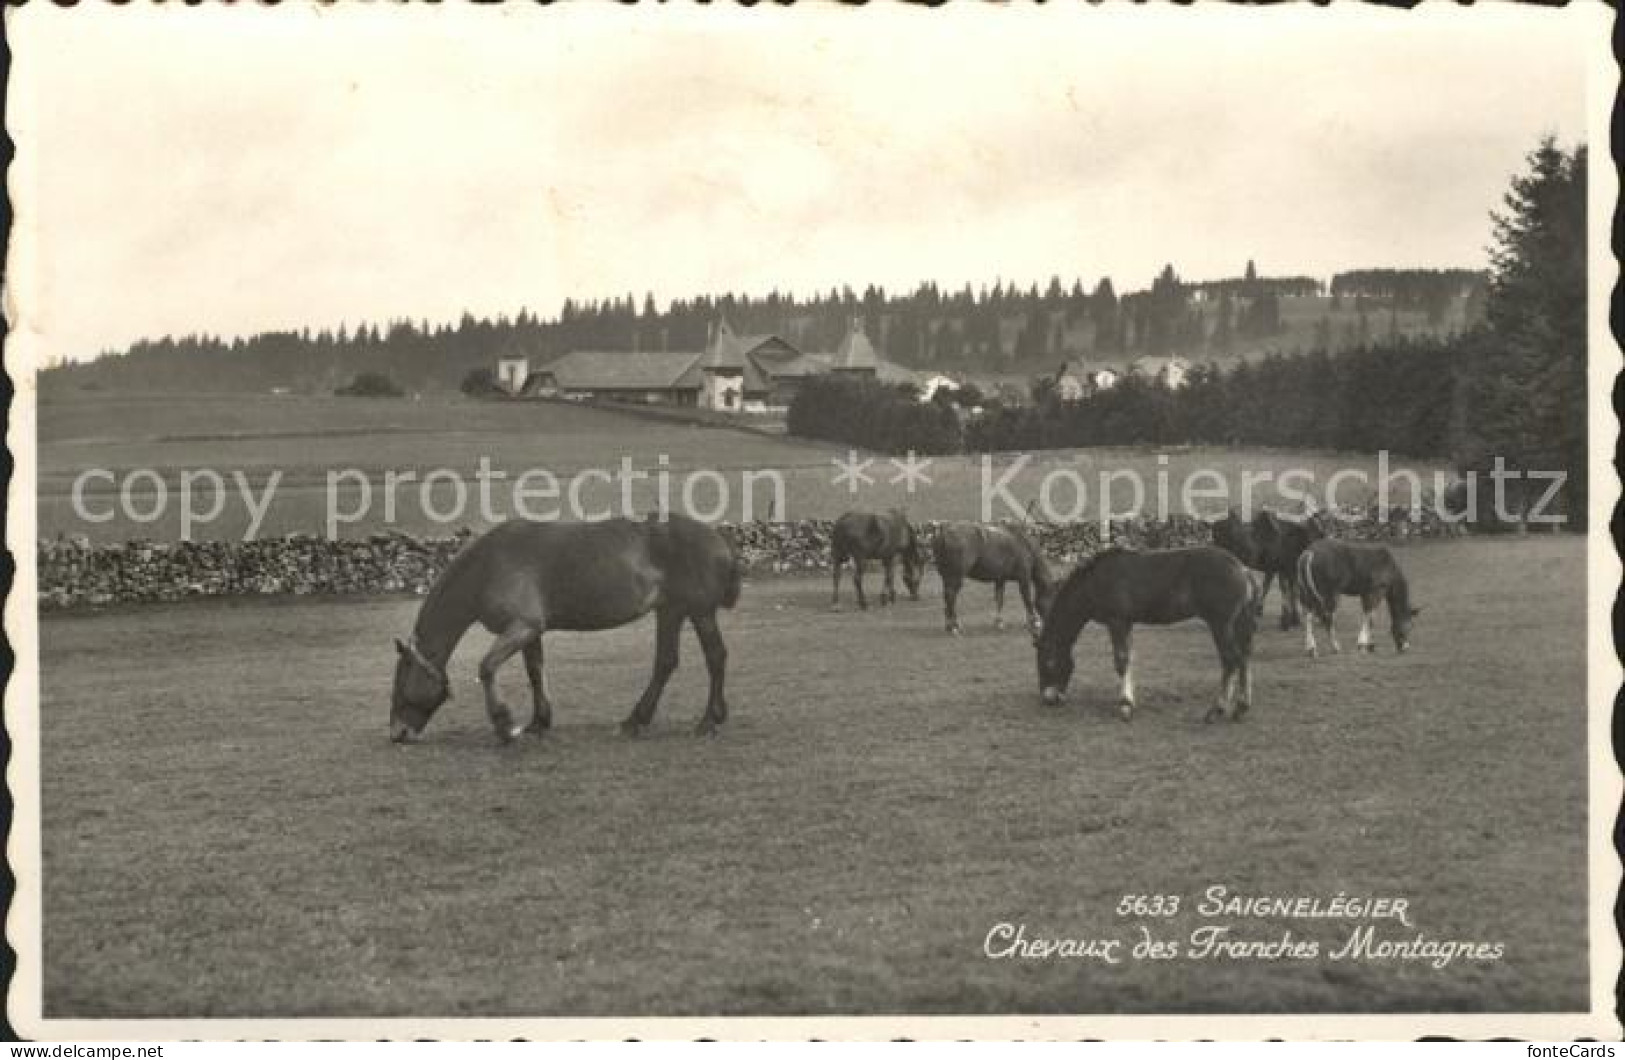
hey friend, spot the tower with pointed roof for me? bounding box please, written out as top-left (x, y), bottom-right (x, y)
top-left (830, 316), bottom-right (879, 377)
top-left (698, 317), bottom-right (748, 411)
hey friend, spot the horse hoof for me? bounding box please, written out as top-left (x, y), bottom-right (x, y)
top-left (993, 619), bottom-right (1005, 631)
top-left (1203, 707), bottom-right (1223, 724)
top-left (619, 720), bottom-right (646, 738)
top-left (947, 625), bottom-right (962, 637)
top-left (694, 720), bottom-right (721, 738)
top-left (1118, 704), bottom-right (1134, 723)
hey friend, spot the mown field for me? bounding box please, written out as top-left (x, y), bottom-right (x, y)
top-left (39, 392), bottom-right (1448, 540)
top-left (39, 535), bottom-right (1589, 1017)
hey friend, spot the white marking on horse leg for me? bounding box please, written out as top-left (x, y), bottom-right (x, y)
top-left (1304, 617), bottom-right (1318, 656)
top-left (1357, 609), bottom-right (1374, 651)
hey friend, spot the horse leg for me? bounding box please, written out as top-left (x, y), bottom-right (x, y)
top-left (943, 575), bottom-right (963, 635)
top-left (830, 555), bottom-right (843, 610)
top-left (521, 634), bottom-right (554, 734)
top-left (479, 622), bottom-right (538, 744)
top-left (881, 556), bottom-right (897, 606)
top-left (992, 580), bottom-right (1006, 630)
top-left (1235, 654), bottom-right (1253, 719)
top-left (852, 558), bottom-right (869, 611)
top-left (690, 612), bottom-right (729, 737)
top-left (1015, 574), bottom-right (1040, 635)
top-left (1357, 592), bottom-right (1381, 653)
top-left (1109, 621), bottom-right (1135, 722)
top-left (1280, 571), bottom-right (1301, 630)
top-left (1324, 602), bottom-right (1342, 654)
top-left (1204, 620), bottom-right (1241, 723)
top-left (1256, 570), bottom-right (1273, 617)
top-left (621, 606), bottom-right (682, 736)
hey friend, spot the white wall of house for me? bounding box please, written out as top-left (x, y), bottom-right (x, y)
top-left (496, 357), bottom-right (529, 395)
top-left (701, 370), bottom-right (744, 411)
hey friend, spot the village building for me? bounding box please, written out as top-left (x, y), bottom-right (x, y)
top-left (916, 372), bottom-right (961, 403)
top-left (518, 317), bottom-right (893, 413)
top-left (495, 354), bottom-right (531, 396)
top-left (1053, 362), bottom-right (1090, 401)
top-left (1129, 355), bottom-right (1191, 390)
top-left (1051, 361), bottom-right (1121, 399)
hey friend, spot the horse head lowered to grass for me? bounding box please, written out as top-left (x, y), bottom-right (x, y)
top-left (829, 508), bottom-right (924, 610)
top-left (1295, 538), bottom-right (1420, 657)
top-left (1033, 546), bottom-right (1256, 723)
top-left (391, 514), bottom-right (744, 744)
top-left (931, 520), bottom-right (1057, 635)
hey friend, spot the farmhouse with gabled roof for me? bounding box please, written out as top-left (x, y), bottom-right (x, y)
top-left (520, 316), bottom-right (897, 413)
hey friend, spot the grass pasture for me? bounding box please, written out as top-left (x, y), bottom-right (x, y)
top-left (39, 535), bottom-right (1589, 1017)
top-left (39, 392), bottom-right (1449, 540)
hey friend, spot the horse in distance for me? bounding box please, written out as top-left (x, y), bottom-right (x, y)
top-left (932, 520), bottom-right (1057, 635)
top-left (829, 508), bottom-right (924, 610)
top-left (1034, 547), bottom-right (1256, 723)
top-left (390, 514), bottom-right (744, 744)
top-left (1208, 507), bottom-right (1325, 630)
top-left (1296, 538), bottom-right (1420, 657)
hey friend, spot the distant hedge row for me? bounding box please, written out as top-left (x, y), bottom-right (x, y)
top-left (38, 506), bottom-right (1461, 611)
top-left (789, 336), bottom-right (1465, 460)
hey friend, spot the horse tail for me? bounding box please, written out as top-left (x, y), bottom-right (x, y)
top-left (1229, 584), bottom-right (1257, 659)
top-left (719, 535), bottom-right (746, 609)
top-left (1296, 548), bottom-right (1323, 614)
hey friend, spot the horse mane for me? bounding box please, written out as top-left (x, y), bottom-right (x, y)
top-left (414, 533), bottom-right (485, 638)
top-left (1061, 545), bottom-right (1134, 592)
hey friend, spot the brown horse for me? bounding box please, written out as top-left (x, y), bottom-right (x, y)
top-left (1208, 507), bottom-right (1325, 630)
top-left (1034, 547), bottom-right (1256, 723)
top-left (390, 514), bottom-right (743, 744)
top-left (932, 521), bottom-right (1056, 635)
top-left (1296, 538), bottom-right (1420, 656)
top-left (830, 508), bottom-right (924, 610)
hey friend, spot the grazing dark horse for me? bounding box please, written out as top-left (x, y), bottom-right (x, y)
top-left (932, 521), bottom-right (1057, 635)
top-left (1208, 508), bottom-right (1325, 630)
top-left (390, 514), bottom-right (743, 744)
top-left (1034, 547), bottom-right (1256, 723)
top-left (830, 508), bottom-right (924, 610)
top-left (1295, 538), bottom-right (1420, 657)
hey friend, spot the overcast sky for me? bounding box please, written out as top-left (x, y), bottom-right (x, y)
top-left (7, 2), bottom-right (1603, 363)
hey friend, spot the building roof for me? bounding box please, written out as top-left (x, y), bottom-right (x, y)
top-left (695, 318), bottom-right (751, 373)
top-left (542, 349), bottom-right (705, 392)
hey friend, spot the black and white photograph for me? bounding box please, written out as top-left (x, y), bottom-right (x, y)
top-left (4, 1), bottom-right (1619, 1041)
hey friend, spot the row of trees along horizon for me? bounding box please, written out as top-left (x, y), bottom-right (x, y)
top-left (790, 139), bottom-right (1589, 527)
top-left (45, 262), bottom-right (1486, 397)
